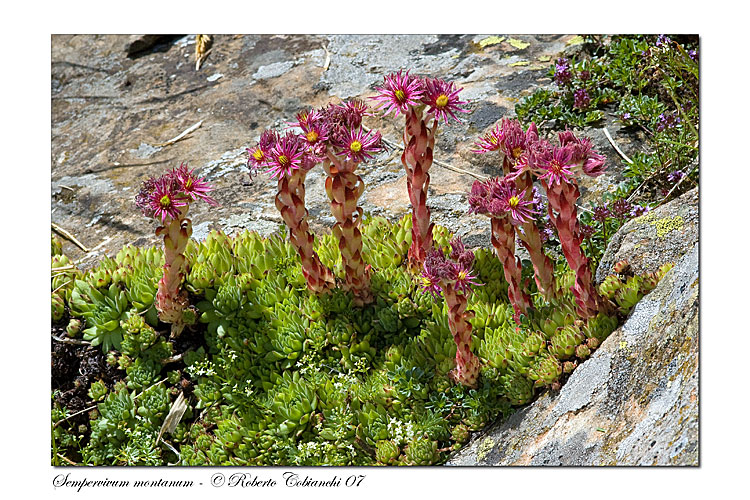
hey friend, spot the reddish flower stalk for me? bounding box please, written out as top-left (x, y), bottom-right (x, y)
top-left (543, 180), bottom-right (603, 318)
top-left (323, 150), bottom-right (373, 305)
top-left (532, 133), bottom-right (609, 318)
top-left (421, 239), bottom-right (481, 388)
top-left (318, 101), bottom-right (383, 305)
top-left (249, 130), bottom-right (334, 294)
top-left (473, 119), bottom-right (556, 300)
top-left (372, 71), bottom-right (468, 269)
top-left (403, 105), bottom-right (437, 268)
top-left (135, 164), bottom-right (217, 337)
top-left (468, 177), bottom-right (534, 324)
top-left (276, 165), bottom-right (336, 294)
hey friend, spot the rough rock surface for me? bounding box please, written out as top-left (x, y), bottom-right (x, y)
top-left (447, 235), bottom-right (699, 466)
top-left (51, 34), bottom-right (644, 268)
top-left (596, 187), bottom-right (699, 282)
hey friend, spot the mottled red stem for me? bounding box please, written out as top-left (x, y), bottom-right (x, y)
top-left (275, 168), bottom-right (335, 294)
top-left (155, 206), bottom-right (191, 337)
top-left (402, 106), bottom-right (437, 269)
top-left (490, 215), bottom-right (531, 324)
top-left (323, 152), bottom-right (372, 306)
top-left (544, 180), bottom-right (605, 318)
top-left (511, 163), bottom-right (555, 299)
top-left (443, 285), bottom-right (480, 388)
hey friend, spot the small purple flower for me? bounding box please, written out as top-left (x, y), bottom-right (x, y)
top-left (540, 223), bottom-right (556, 244)
top-left (579, 70), bottom-right (591, 81)
top-left (554, 57), bottom-right (572, 86)
top-left (610, 198), bottom-right (633, 220)
top-left (688, 49), bottom-right (698, 61)
top-left (667, 170), bottom-right (685, 183)
top-left (656, 35), bottom-right (672, 48)
top-left (630, 205), bottom-right (649, 218)
top-left (580, 223), bottom-right (595, 239)
top-left (573, 88), bottom-right (590, 110)
top-left (592, 204), bottom-right (611, 223)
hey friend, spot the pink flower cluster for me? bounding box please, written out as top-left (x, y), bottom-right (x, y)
top-left (246, 99), bottom-right (384, 303)
top-left (471, 118), bottom-right (609, 319)
top-left (371, 70), bottom-right (469, 123)
top-left (420, 238), bottom-right (481, 388)
top-left (372, 70), bottom-right (468, 269)
top-left (136, 163), bottom-right (217, 223)
top-left (247, 100), bottom-right (382, 180)
top-left (135, 164), bottom-right (217, 337)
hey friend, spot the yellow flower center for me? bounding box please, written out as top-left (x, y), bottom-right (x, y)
top-left (436, 94), bottom-right (449, 108)
top-left (306, 130), bottom-right (319, 143)
top-left (184, 177), bottom-right (193, 190)
top-left (253, 149), bottom-right (264, 161)
top-left (394, 89), bottom-right (406, 102)
top-left (508, 196), bottom-right (520, 208)
top-left (350, 140), bottom-right (362, 153)
top-left (278, 155), bottom-right (290, 166)
top-left (159, 194), bottom-right (172, 208)
top-left (512, 146), bottom-right (523, 159)
top-left (458, 270), bottom-right (468, 281)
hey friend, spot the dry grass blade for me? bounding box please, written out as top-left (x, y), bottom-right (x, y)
top-left (156, 392), bottom-right (188, 445)
top-left (603, 128), bottom-right (633, 164)
top-left (195, 35), bottom-right (213, 71)
top-left (154, 121), bottom-right (203, 148)
top-left (51, 222), bottom-right (89, 252)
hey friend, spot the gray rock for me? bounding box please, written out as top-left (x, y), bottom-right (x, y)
top-left (447, 243), bottom-right (698, 466)
top-left (596, 187), bottom-right (699, 282)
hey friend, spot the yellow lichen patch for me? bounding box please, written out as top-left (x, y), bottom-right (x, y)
top-left (478, 36), bottom-right (506, 48)
top-left (509, 61), bottom-right (530, 67)
top-left (508, 38), bottom-right (530, 50)
top-left (566, 35), bottom-right (585, 46)
top-left (476, 437), bottom-right (496, 462)
top-left (636, 213), bottom-right (685, 239)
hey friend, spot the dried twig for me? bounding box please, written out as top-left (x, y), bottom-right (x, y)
top-left (56, 453), bottom-right (78, 466)
top-left (153, 120), bottom-right (203, 148)
top-left (603, 128), bottom-right (633, 164)
top-left (53, 404), bottom-right (97, 428)
top-left (52, 222), bottom-right (89, 252)
top-left (51, 334), bottom-right (91, 346)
